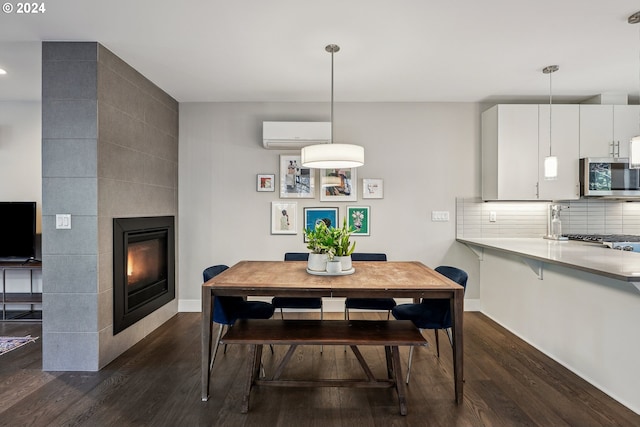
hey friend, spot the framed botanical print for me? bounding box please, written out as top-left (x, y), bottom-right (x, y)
top-left (271, 201), bottom-right (297, 234)
top-left (279, 155), bottom-right (315, 198)
top-left (347, 206), bottom-right (370, 236)
top-left (362, 178), bottom-right (384, 199)
top-left (303, 207), bottom-right (338, 242)
top-left (319, 168), bottom-right (357, 202)
top-left (257, 174), bottom-right (275, 192)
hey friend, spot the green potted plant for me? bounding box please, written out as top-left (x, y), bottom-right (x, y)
top-left (304, 220), bottom-right (332, 271)
top-left (334, 218), bottom-right (356, 271)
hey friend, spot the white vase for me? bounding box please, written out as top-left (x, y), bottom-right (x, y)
top-left (335, 255), bottom-right (352, 271)
top-left (326, 260), bottom-right (342, 274)
top-left (307, 253), bottom-right (328, 272)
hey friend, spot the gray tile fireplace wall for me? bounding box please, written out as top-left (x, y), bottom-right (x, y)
top-left (42, 42), bottom-right (178, 370)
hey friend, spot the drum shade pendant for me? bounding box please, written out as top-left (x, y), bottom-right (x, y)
top-left (543, 65), bottom-right (559, 180)
top-left (301, 44), bottom-right (364, 168)
top-left (629, 11), bottom-right (640, 169)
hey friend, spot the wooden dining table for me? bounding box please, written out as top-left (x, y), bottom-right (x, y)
top-left (201, 260), bottom-right (465, 404)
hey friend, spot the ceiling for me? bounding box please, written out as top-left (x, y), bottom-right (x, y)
top-left (1, 0), bottom-right (640, 104)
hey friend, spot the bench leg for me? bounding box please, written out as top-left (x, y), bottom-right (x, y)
top-left (384, 346), bottom-right (393, 379)
top-left (241, 344), bottom-right (262, 413)
top-left (390, 345), bottom-right (408, 416)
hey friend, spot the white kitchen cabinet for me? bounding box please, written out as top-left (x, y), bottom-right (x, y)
top-left (482, 105), bottom-right (539, 200)
top-left (538, 104), bottom-right (580, 200)
top-left (579, 105), bottom-right (640, 158)
top-left (482, 104), bottom-right (580, 201)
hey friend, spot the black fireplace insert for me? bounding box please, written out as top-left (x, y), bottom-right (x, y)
top-left (113, 216), bottom-right (175, 334)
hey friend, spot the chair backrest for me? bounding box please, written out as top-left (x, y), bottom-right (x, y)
top-left (202, 264), bottom-right (241, 325)
top-left (430, 265), bottom-right (468, 327)
top-left (284, 252), bottom-right (309, 261)
top-left (434, 265), bottom-right (468, 291)
top-left (203, 264), bottom-right (229, 282)
top-left (351, 253), bottom-right (387, 261)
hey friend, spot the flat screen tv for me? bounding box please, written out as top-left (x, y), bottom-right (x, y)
top-left (0, 202), bottom-right (36, 261)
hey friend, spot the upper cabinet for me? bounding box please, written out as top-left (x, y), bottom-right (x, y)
top-left (579, 105), bottom-right (640, 158)
top-left (482, 104), bottom-right (580, 201)
top-left (482, 105), bottom-right (539, 200)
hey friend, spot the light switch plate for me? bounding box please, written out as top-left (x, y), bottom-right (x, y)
top-left (431, 211), bottom-right (450, 222)
top-left (56, 214), bottom-right (71, 229)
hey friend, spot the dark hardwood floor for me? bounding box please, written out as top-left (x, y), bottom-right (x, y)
top-left (1, 312), bottom-right (638, 427)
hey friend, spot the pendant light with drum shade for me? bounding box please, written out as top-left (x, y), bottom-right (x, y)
top-left (543, 65), bottom-right (559, 180)
top-left (301, 44), bottom-right (364, 169)
top-left (629, 11), bottom-right (640, 169)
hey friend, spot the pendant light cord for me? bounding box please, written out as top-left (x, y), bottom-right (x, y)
top-left (549, 69), bottom-right (553, 157)
top-left (330, 47), bottom-right (334, 144)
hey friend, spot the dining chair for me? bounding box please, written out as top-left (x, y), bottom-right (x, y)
top-left (204, 264), bottom-right (275, 372)
top-left (344, 253), bottom-right (396, 319)
top-left (391, 265), bottom-right (468, 384)
top-left (271, 252), bottom-right (323, 320)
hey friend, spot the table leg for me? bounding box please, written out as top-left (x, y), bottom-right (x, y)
top-left (451, 288), bottom-right (464, 404)
top-left (201, 287), bottom-right (213, 401)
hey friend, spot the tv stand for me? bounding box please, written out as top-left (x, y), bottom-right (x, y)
top-left (1, 260), bottom-right (42, 321)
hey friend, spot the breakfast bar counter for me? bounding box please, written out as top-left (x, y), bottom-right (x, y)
top-left (457, 237), bottom-right (640, 286)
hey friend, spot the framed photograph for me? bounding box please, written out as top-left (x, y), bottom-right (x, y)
top-left (280, 155), bottom-right (315, 198)
top-left (271, 201), bottom-right (297, 234)
top-left (303, 207), bottom-right (338, 242)
top-left (362, 178), bottom-right (384, 199)
top-left (319, 168), bottom-right (357, 202)
top-left (257, 174), bottom-right (275, 192)
top-left (347, 206), bottom-right (370, 236)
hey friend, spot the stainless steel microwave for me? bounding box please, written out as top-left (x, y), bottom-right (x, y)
top-left (580, 158), bottom-right (640, 197)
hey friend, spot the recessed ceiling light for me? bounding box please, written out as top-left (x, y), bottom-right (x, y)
top-left (0, 68), bottom-right (7, 75)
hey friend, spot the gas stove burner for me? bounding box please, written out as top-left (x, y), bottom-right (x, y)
top-left (565, 234), bottom-right (640, 243)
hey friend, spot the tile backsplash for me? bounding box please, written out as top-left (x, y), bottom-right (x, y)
top-left (456, 197), bottom-right (640, 238)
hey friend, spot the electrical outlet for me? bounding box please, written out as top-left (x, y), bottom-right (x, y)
top-left (489, 211), bottom-right (497, 222)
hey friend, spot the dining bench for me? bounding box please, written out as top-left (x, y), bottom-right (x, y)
top-left (220, 319), bottom-right (427, 415)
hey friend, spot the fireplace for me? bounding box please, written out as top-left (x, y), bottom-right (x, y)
top-left (113, 216), bottom-right (175, 334)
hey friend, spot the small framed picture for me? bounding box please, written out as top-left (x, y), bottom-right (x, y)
top-left (320, 168), bottom-right (357, 202)
top-left (257, 174), bottom-right (275, 192)
top-left (362, 179), bottom-right (383, 199)
top-left (347, 206), bottom-right (370, 236)
top-left (280, 155), bottom-right (315, 198)
top-left (303, 207), bottom-right (338, 242)
top-left (271, 201), bottom-right (297, 234)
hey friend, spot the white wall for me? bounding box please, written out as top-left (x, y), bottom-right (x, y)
top-left (178, 102), bottom-right (481, 310)
top-left (0, 101), bottom-right (42, 226)
top-left (0, 101), bottom-right (42, 297)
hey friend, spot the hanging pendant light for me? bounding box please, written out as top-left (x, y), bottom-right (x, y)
top-left (301, 44), bottom-right (364, 169)
top-left (629, 11), bottom-right (640, 169)
top-left (543, 65), bottom-right (559, 180)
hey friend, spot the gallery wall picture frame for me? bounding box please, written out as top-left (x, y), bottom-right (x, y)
top-left (362, 178), bottom-right (384, 199)
top-left (319, 168), bottom-right (357, 202)
top-left (257, 174), bottom-right (275, 192)
top-left (279, 155), bottom-right (315, 198)
top-left (271, 201), bottom-right (298, 235)
top-left (347, 206), bottom-right (370, 236)
top-left (303, 207), bottom-right (338, 242)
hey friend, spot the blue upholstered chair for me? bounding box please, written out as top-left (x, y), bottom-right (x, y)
top-left (272, 253), bottom-right (323, 319)
top-left (392, 265), bottom-right (468, 383)
top-left (204, 265), bottom-right (275, 371)
top-left (344, 253), bottom-right (396, 319)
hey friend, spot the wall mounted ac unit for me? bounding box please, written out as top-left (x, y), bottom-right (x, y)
top-left (263, 121), bottom-right (331, 149)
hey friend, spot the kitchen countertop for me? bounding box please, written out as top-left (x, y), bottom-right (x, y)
top-left (457, 237), bottom-right (640, 284)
